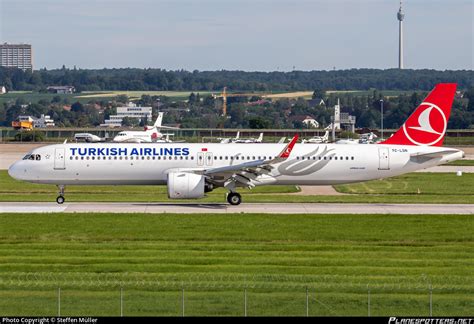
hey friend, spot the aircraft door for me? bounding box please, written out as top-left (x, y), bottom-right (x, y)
top-left (197, 152), bottom-right (204, 166)
top-left (205, 152), bottom-right (213, 166)
top-left (378, 147), bottom-right (390, 170)
top-left (197, 152), bottom-right (213, 166)
top-left (54, 148), bottom-right (66, 170)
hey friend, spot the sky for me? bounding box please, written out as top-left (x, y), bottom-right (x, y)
top-left (0, 0), bottom-right (472, 71)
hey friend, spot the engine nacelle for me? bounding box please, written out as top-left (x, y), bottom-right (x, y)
top-left (167, 172), bottom-right (205, 199)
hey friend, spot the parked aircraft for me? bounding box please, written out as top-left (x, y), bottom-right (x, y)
top-left (302, 131), bottom-right (329, 144)
top-left (112, 112), bottom-right (178, 143)
top-left (74, 133), bottom-right (103, 143)
top-left (219, 132), bottom-right (264, 144)
top-left (9, 84), bottom-right (463, 206)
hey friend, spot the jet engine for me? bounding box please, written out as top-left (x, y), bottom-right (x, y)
top-left (167, 172), bottom-right (206, 199)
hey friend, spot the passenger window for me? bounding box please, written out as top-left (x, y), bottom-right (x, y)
top-left (351, 157), bottom-right (354, 160)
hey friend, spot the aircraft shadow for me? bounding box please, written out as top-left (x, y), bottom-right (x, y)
top-left (132, 203), bottom-right (228, 210)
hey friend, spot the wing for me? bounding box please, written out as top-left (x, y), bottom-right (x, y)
top-left (172, 134), bottom-right (299, 189)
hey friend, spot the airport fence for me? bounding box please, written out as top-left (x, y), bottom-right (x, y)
top-left (0, 272), bottom-right (472, 316)
top-left (1, 128), bottom-right (474, 145)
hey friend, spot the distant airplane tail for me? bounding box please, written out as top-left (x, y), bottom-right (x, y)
top-left (257, 133), bottom-right (263, 142)
top-left (381, 83), bottom-right (456, 147)
top-left (153, 112), bottom-right (164, 128)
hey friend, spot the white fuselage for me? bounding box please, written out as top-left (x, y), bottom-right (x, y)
top-left (113, 129), bottom-right (161, 143)
top-left (8, 142), bottom-right (464, 186)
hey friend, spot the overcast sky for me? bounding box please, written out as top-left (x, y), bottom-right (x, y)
top-left (0, 0), bottom-right (472, 71)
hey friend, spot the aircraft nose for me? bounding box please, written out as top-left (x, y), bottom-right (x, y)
top-left (8, 162), bottom-right (24, 180)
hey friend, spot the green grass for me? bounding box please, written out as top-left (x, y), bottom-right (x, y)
top-left (1, 171), bottom-right (473, 203)
top-left (0, 213), bottom-right (472, 316)
top-left (445, 159), bottom-right (474, 166)
top-left (0, 90), bottom-right (217, 105)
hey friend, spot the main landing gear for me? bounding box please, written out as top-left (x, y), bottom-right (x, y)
top-left (56, 185), bottom-right (65, 204)
top-left (227, 192), bottom-right (242, 206)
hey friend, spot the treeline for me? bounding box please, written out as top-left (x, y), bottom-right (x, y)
top-left (2, 88), bottom-right (473, 130)
top-left (0, 67), bottom-right (472, 92)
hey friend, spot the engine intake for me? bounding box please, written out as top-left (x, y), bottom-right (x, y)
top-left (167, 172), bottom-right (205, 199)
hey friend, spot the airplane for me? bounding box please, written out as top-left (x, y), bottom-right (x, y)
top-left (358, 132), bottom-right (378, 144)
top-left (112, 112), bottom-right (178, 143)
top-left (74, 133), bottom-right (103, 143)
top-left (8, 83), bottom-right (464, 206)
top-left (218, 131), bottom-right (240, 144)
top-left (233, 132), bottom-right (264, 143)
top-left (336, 132), bottom-right (378, 145)
top-left (302, 131), bottom-right (329, 144)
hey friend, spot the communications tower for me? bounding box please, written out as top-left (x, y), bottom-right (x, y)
top-left (397, 0), bottom-right (405, 69)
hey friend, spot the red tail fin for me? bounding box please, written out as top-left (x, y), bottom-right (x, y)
top-left (381, 83), bottom-right (457, 147)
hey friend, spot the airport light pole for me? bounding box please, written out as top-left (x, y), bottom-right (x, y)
top-left (380, 99), bottom-right (384, 140)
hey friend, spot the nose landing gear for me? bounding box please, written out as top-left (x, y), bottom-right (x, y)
top-left (56, 185), bottom-right (65, 204)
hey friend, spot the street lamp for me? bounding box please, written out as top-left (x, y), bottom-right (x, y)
top-left (380, 99), bottom-right (384, 140)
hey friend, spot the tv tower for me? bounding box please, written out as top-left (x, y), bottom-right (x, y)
top-left (397, 0), bottom-right (405, 69)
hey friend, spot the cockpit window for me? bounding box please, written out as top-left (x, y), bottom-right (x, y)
top-left (24, 154), bottom-right (41, 161)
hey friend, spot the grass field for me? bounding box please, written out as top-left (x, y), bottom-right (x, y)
top-left (0, 213), bottom-right (472, 316)
top-left (0, 171), bottom-right (473, 204)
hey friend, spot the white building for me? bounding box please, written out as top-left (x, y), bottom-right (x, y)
top-left (101, 102), bottom-right (152, 127)
top-left (0, 86), bottom-right (6, 94)
top-left (0, 43), bottom-right (33, 70)
top-left (47, 86), bottom-right (75, 94)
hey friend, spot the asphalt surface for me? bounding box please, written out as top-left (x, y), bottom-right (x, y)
top-left (1, 202), bottom-right (473, 214)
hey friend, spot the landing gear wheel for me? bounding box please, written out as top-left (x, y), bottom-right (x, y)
top-left (227, 192), bottom-right (242, 206)
top-left (56, 195), bottom-right (65, 204)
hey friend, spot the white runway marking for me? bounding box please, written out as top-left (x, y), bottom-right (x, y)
top-left (0, 202), bottom-right (473, 214)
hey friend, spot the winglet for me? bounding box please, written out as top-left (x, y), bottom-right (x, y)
top-left (279, 134), bottom-right (299, 158)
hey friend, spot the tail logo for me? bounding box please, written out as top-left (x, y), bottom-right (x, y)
top-left (402, 102), bottom-right (447, 146)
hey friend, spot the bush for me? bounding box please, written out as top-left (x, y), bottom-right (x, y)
top-left (14, 130), bottom-right (45, 142)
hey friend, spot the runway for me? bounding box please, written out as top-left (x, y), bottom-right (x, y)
top-left (1, 202), bottom-right (473, 214)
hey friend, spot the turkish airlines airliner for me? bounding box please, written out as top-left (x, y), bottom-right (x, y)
top-left (8, 83), bottom-right (464, 205)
